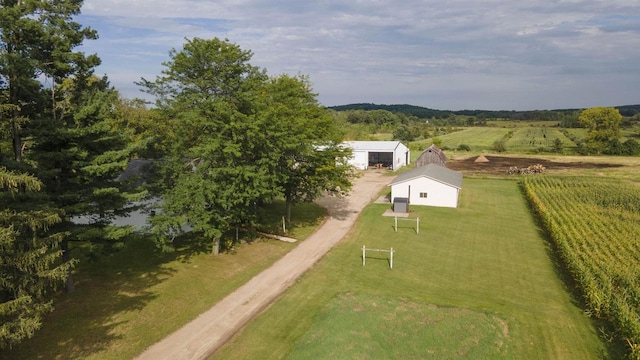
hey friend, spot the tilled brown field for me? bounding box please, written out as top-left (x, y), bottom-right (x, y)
top-left (446, 155), bottom-right (623, 175)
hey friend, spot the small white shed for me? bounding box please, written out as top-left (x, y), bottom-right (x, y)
top-left (389, 163), bottom-right (463, 208)
top-left (343, 141), bottom-right (410, 170)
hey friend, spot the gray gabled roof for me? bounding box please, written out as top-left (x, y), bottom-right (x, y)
top-left (343, 141), bottom-right (406, 152)
top-left (388, 163), bottom-right (463, 189)
top-left (116, 159), bottom-right (155, 184)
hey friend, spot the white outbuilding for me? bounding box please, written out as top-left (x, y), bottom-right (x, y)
top-left (343, 141), bottom-right (410, 170)
top-left (389, 163), bottom-right (463, 208)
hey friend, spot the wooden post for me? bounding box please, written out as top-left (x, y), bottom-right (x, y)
top-left (394, 216), bottom-right (397, 232)
top-left (390, 248), bottom-right (394, 269)
top-left (362, 245), bottom-right (366, 266)
top-left (416, 217), bottom-right (419, 234)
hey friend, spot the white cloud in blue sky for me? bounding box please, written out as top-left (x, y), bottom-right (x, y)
top-left (77, 0), bottom-right (640, 110)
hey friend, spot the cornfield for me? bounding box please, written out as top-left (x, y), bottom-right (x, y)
top-left (523, 175), bottom-right (640, 358)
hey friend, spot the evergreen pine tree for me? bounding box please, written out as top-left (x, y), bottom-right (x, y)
top-left (0, 167), bottom-right (73, 349)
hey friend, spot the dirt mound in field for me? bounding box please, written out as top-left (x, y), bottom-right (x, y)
top-left (447, 155), bottom-right (622, 175)
top-left (474, 155), bottom-right (489, 163)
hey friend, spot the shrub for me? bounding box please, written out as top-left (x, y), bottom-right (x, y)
top-left (623, 139), bottom-right (640, 155)
top-left (492, 139), bottom-right (507, 153)
top-left (552, 138), bottom-right (563, 153)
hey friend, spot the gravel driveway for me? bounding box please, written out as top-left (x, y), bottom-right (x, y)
top-left (136, 171), bottom-right (391, 360)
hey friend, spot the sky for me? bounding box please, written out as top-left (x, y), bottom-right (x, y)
top-left (76, 0), bottom-right (640, 111)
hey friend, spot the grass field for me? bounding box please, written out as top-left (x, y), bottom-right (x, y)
top-left (214, 178), bottom-right (620, 359)
top-left (485, 120), bottom-right (561, 128)
top-left (410, 128), bottom-right (511, 153)
top-left (0, 201), bottom-right (326, 360)
top-left (506, 127), bottom-right (576, 152)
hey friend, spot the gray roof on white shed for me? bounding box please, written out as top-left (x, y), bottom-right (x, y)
top-left (343, 141), bottom-right (406, 151)
top-left (388, 163), bottom-right (463, 189)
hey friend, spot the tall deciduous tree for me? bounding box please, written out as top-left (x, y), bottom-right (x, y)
top-left (0, 167), bottom-right (73, 349)
top-left (139, 38), bottom-right (278, 254)
top-left (578, 107), bottom-right (622, 154)
top-left (261, 74), bottom-right (353, 222)
top-left (140, 38), bottom-right (354, 253)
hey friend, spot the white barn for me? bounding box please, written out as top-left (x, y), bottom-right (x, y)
top-left (343, 141), bottom-right (410, 170)
top-left (389, 163), bottom-right (463, 208)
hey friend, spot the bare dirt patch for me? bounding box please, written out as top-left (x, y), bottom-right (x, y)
top-left (447, 155), bottom-right (623, 176)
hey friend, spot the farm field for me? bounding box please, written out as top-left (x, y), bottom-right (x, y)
top-left (374, 122), bottom-right (639, 157)
top-left (411, 127), bottom-right (511, 153)
top-left (505, 127), bottom-right (576, 152)
top-left (523, 175), bottom-right (640, 356)
top-left (445, 154), bottom-right (638, 178)
top-left (485, 120), bottom-right (561, 128)
top-left (214, 178), bottom-right (618, 359)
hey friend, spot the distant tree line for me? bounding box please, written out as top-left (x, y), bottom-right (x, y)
top-left (329, 103), bottom-right (640, 124)
top-left (329, 103), bottom-right (452, 119)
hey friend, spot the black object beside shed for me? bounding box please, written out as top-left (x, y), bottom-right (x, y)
top-left (393, 197), bottom-right (409, 213)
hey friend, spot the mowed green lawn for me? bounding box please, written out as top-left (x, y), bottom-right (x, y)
top-left (214, 178), bottom-right (614, 359)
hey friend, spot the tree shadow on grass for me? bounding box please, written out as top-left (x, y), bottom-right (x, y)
top-left (256, 200), bottom-right (327, 236)
top-left (0, 234), bottom-right (193, 360)
top-left (314, 195), bottom-right (355, 221)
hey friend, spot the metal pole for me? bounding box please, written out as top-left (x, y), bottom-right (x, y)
top-left (390, 248), bottom-right (394, 269)
top-left (394, 216), bottom-right (397, 232)
top-left (362, 245), bottom-right (366, 266)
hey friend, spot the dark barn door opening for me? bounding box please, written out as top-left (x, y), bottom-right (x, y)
top-left (368, 152), bottom-right (393, 169)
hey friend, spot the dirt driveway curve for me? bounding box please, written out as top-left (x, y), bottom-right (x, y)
top-left (136, 171), bottom-right (390, 360)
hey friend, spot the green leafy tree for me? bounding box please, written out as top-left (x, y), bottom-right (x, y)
top-left (578, 107), bottom-right (622, 154)
top-left (492, 138), bottom-right (507, 153)
top-left (112, 98), bottom-right (167, 158)
top-left (622, 139), bottom-right (640, 156)
top-left (139, 38), bottom-right (278, 254)
top-left (393, 124), bottom-right (416, 142)
top-left (0, 167), bottom-right (73, 349)
top-left (141, 39), bottom-right (355, 252)
top-left (552, 138), bottom-right (563, 153)
top-left (261, 74), bottom-right (353, 223)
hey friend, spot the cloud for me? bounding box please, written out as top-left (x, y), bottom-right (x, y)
top-left (78, 0), bottom-right (640, 110)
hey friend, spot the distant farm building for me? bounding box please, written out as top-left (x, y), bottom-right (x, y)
top-left (343, 141), bottom-right (410, 170)
top-left (415, 144), bottom-right (447, 168)
top-left (389, 163), bottom-right (463, 208)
